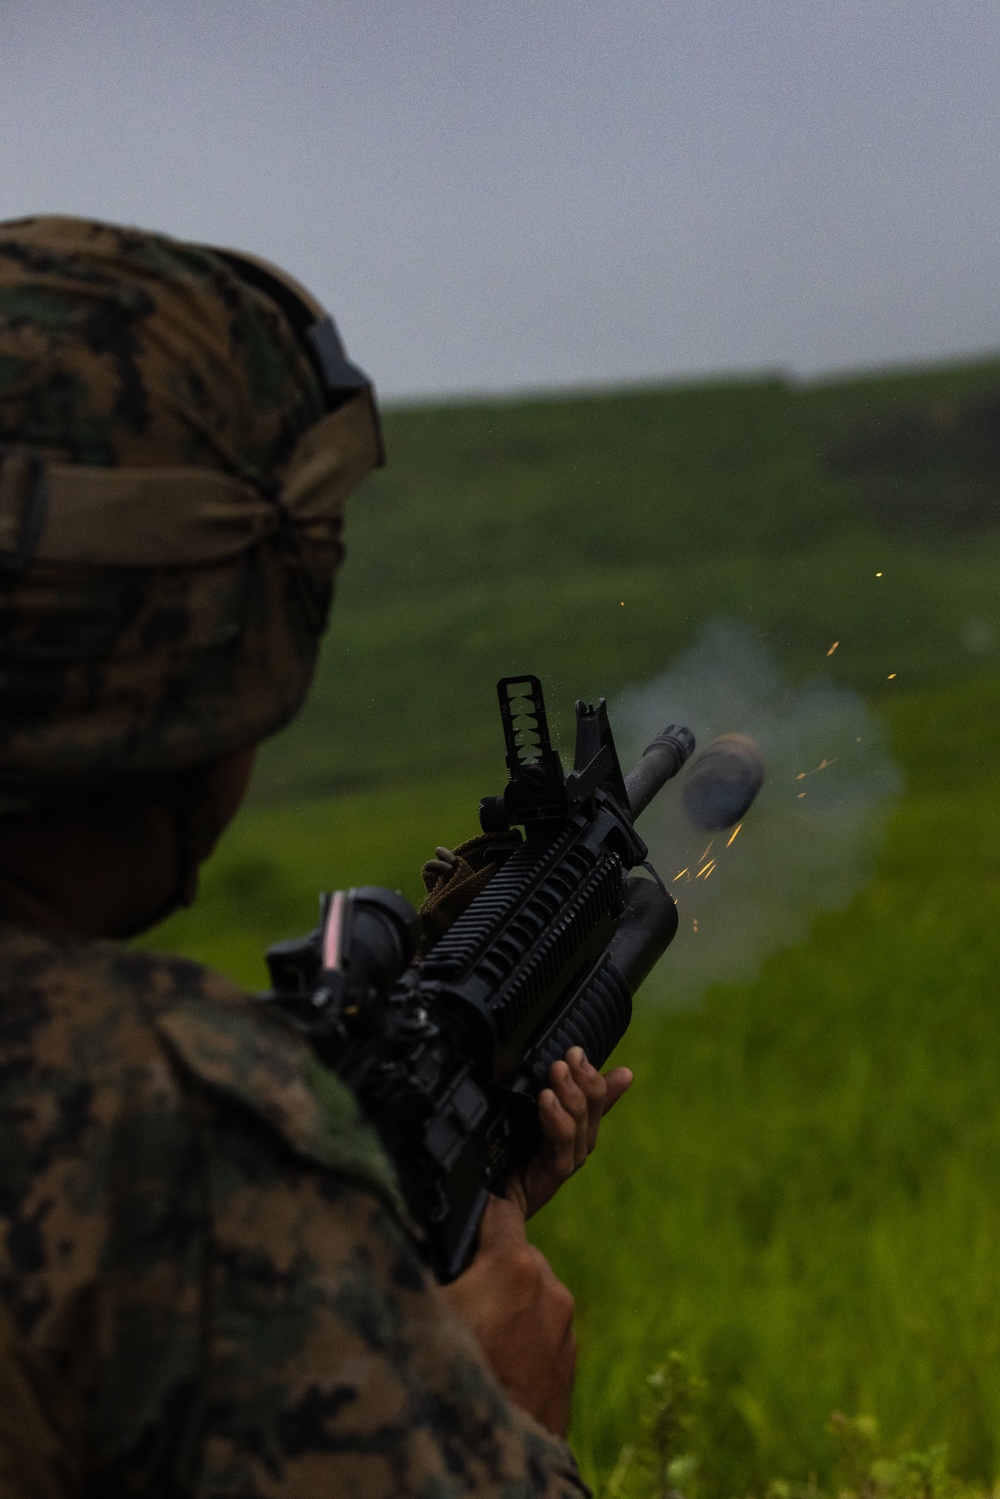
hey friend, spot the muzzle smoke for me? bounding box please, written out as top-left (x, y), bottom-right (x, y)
top-left (616, 620), bottom-right (902, 1008)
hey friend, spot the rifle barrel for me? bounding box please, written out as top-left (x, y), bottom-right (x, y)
top-left (624, 725), bottom-right (695, 820)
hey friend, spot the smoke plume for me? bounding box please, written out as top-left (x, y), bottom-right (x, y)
top-left (615, 620), bottom-right (902, 1008)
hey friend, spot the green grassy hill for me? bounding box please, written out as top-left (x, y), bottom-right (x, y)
top-left (253, 357), bottom-right (1000, 799)
top-left (148, 357), bottom-right (1000, 1495)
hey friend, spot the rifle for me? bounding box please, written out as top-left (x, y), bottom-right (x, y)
top-left (263, 674), bottom-right (694, 1281)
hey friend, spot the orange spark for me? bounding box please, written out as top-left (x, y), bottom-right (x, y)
top-left (696, 859), bottom-right (717, 879)
top-left (692, 919), bottom-right (699, 933)
top-left (876, 571), bottom-right (883, 577)
top-left (697, 840), bottom-right (715, 863)
top-left (726, 823), bottom-right (743, 847)
top-left (887, 672), bottom-right (896, 679)
top-left (673, 867), bottom-right (690, 882)
top-left (796, 772), bottom-right (807, 780)
top-left (815, 757), bottom-right (838, 772)
top-left (797, 791), bottom-right (807, 798)
top-left (826, 641), bottom-right (839, 656)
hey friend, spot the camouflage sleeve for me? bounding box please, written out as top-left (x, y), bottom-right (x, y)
top-left (194, 1098), bottom-right (588, 1499)
top-left (0, 933), bottom-right (589, 1498)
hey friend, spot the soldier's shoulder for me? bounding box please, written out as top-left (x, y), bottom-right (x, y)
top-left (0, 923), bottom-right (405, 1217)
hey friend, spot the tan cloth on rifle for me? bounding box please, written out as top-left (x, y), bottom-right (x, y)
top-left (418, 831), bottom-right (523, 955)
top-left (0, 389), bottom-right (379, 568)
top-left (0, 1300), bottom-right (85, 1499)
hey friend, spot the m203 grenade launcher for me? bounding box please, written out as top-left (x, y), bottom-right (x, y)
top-left (263, 675), bottom-right (694, 1281)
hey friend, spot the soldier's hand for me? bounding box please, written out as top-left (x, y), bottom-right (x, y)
top-left (508, 1046), bottom-right (633, 1220)
top-left (443, 1193), bottom-right (577, 1437)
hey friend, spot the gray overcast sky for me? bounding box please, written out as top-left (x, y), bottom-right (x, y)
top-left (1, 0), bottom-right (997, 399)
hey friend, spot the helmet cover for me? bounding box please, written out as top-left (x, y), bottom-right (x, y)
top-left (0, 215), bottom-right (378, 800)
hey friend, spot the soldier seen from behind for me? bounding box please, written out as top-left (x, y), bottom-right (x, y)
top-left (0, 216), bottom-right (633, 1498)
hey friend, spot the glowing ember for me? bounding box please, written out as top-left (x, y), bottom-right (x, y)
top-left (796, 772), bottom-right (807, 780)
top-left (815, 757), bottom-right (837, 771)
top-left (876, 571), bottom-right (883, 577)
top-left (673, 867), bottom-right (690, 881)
top-left (887, 672), bottom-right (896, 679)
top-left (696, 859), bottom-right (717, 879)
top-left (797, 791), bottom-right (806, 798)
top-left (696, 840), bottom-right (715, 864)
top-left (826, 641), bottom-right (840, 656)
top-left (692, 919), bottom-right (699, 933)
top-left (726, 823), bottom-right (743, 847)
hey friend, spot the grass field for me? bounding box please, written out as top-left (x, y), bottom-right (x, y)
top-left (150, 673), bottom-right (1000, 1494)
top-left (148, 358), bottom-right (1000, 1496)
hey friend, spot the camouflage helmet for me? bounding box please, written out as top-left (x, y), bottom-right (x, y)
top-left (0, 215), bottom-right (381, 804)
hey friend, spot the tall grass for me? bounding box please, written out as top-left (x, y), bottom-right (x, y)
top-left (149, 674), bottom-right (1000, 1494)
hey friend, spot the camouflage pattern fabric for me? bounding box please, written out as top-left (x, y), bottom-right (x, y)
top-left (0, 216), bottom-right (370, 800)
top-left (0, 1292), bottom-right (86, 1499)
top-left (0, 925), bottom-right (589, 1497)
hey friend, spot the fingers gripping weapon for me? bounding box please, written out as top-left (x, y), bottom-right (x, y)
top-left (262, 677), bottom-right (694, 1280)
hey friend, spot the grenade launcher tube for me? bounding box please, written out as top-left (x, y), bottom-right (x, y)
top-left (518, 875), bottom-right (678, 1089)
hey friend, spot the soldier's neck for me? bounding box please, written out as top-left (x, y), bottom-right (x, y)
top-left (0, 802), bottom-right (183, 940)
top-left (0, 748), bottom-right (256, 941)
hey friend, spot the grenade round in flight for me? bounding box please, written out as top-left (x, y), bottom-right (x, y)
top-left (681, 733), bottom-right (765, 831)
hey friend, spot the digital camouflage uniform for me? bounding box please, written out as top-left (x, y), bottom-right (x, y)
top-left (0, 218), bottom-right (589, 1497)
